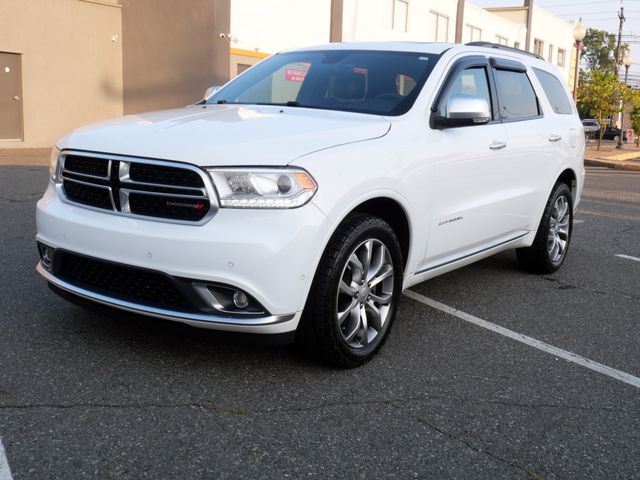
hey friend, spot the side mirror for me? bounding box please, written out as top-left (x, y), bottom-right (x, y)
top-left (203, 85), bottom-right (221, 100)
top-left (432, 95), bottom-right (491, 129)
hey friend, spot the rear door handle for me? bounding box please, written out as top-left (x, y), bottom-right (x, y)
top-left (489, 141), bottom-right (507, 150)
top-left (548, 134), bottom-right (562, 142)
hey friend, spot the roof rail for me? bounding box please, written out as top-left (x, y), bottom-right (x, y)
top-left (465, 41), bottom-right (544, 61)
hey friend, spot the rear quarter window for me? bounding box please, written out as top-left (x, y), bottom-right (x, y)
top-left (532, 68), bottom-right (573, 115)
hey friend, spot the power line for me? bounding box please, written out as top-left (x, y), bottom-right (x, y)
top-left (538, 0), bottom-right (640, 6)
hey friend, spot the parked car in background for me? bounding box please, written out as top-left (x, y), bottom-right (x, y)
top-left (582, 119), bottom-right (600, 134)
top-left (36, 42), bottom-right (585, 367)
top-left (601, 126), bottom-right (628, 142)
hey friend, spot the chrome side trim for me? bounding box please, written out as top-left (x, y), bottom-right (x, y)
top-left (37, 263), bottom-right (295, 327)
top-left (414, 230), bottom-right (529, 275)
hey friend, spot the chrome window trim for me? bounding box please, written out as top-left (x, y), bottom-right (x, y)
top-left (54, 150), bottom-right (219, 226)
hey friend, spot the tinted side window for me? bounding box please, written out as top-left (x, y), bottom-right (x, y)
top-left (532, 67), bottom-right (573, 114)
top-left (493, 69), bottom-right (539, 120)
top-left (439, 67), bottom-right (492, 118)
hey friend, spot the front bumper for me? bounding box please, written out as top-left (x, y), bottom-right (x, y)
top-left (36, 182), bottom-right (331, 334)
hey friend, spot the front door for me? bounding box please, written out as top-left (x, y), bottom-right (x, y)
top-left (425, 63), bottom-right (518, 263)
top-left (0, 52), bottom-right (23, 141)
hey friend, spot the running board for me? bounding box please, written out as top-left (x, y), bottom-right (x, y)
top-left (412, 230), bottom-right (530, 277)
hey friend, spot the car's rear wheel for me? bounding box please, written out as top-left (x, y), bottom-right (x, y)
top-left (516, 182), bottom-right (573, 274)
top-left (298, 213), bottom-right (403, 368)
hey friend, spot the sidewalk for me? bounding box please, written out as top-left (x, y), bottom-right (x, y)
top-left (584, 141), bottom-right (640, 172)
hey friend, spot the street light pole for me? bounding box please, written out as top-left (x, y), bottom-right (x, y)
top-left (572, 19), bottom-right (586, 101)
top-left (617, 53), bottom-right (633, 149)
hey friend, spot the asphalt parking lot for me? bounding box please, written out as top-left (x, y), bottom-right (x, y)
top-left (0, 160), bottom-right (639, 479)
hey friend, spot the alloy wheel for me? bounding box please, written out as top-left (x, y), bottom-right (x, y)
top-left (335, 239), bottom-right (394, 349)
top-left (548, 195), bottom-right (570, 264)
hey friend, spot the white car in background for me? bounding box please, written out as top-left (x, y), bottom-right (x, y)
top-left (37, 41), bottom-right (585, 367)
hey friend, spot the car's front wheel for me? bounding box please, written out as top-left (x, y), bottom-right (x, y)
top-left (298, 213), bottom-right (403, 368)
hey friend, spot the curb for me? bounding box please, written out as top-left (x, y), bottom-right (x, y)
top-left (584, 157), bottom-right (640, 172)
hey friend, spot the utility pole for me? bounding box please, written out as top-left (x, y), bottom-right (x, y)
top-left (330, 0), bottom-right (343, 43)
top-left (615, 2), bottom-right (625, 127)
top-left (615, 2), bottom-right (625, 70)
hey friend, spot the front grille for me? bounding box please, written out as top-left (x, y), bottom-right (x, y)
top-left (129, 162), bottom-right (204, 187)
top-left (62, 179), bottom-right (112, 209)
top-left (57, 251), bottom-right (189, 310)
top-left (64, 155), bottom-right (110, 178)
top-left (128, 193), bottom-right (210, 221)
top-left (58, 153), bottom-right (214, 223)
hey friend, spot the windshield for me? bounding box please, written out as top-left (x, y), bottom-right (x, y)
top-left (207, 50), bottom-right (439, 116)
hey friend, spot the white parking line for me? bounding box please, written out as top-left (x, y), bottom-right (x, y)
top-left (0, 437), bottom-right (13, 480)
top-left (615, 254), bottom-right (640, 263)
top-left (573, 219), bottom-right (585, 224)
top-left (404, 290), bottom-right (640, 390)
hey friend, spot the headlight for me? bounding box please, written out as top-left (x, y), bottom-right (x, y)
top-left (207, 168), bottom-right (317, 209)
top-left (49, 147), bottom-right (61, 180)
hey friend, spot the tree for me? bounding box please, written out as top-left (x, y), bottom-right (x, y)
top-left (581, 28), bottom-right (629, 74)
top-left (577, 70), bottom-right (627, 150)
top-left (629, 91), bottom-right (640, 147)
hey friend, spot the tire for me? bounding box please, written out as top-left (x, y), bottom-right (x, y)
top-left (516, 182), bottom-right (573, 274)
top-left (298, 213), bottom-right (404, 368)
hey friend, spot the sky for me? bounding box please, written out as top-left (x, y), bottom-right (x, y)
top-left (468, 0), bottom-right (640, 86)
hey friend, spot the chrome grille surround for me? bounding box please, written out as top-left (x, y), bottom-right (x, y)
top-left (54, 150), bottom-right (219, 225)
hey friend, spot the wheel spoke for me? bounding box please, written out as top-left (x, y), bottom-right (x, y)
top-left (557, 197), bottom-right (569, 220)
top-left (337, 299), bottom-right (358, 325)
top-left (339, 279), bottom-right (356, 296)
top-left (550, 235), bottom-right (560, 260)
top-left (348, 253), bottom-right (364, 282)
top-left (359, 304), bottom-right (369, 346)
top-left (365, 301), bottom-right (382, 331)
top-left (360, 240), bottom-right (374, 280)
top-left (369, 265), bottom-right (393, 288)
top-left (366, 244), bottom-right (385, 281)
top-left (342, 304), bottom-right (361, 343)
top-left (370, 292), bottom-right (392, 306)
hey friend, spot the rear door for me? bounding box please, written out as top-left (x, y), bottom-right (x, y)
top-left (490, 58), bottom-right (555, 232)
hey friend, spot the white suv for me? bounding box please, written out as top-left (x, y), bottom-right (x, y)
top-left (37, 42), bottom-right (585, 367)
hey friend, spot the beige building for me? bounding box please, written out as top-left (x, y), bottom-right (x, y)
top-left (0, 0), bottom-right (229, 148)
top-left (1, 0), bottom-right (578, 149)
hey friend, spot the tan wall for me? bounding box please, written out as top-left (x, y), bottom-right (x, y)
top-left (0, 0), bottom-right (123, 148)
top-left (230, 49), bottom-right (269, 79)
top-left (119, 0), bottom-right (230, 114)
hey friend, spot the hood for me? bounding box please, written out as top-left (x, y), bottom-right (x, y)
top-left (59, 105), bottom-right (391, 166)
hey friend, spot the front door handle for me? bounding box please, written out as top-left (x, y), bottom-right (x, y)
top-left (12, 95), bottom-right (20, 101)
top-left (548, 134), bottom-right (562, 142)
top-left (489, 141), bottom-right (507, 150)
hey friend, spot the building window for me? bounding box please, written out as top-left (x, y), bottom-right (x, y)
top-left (429, 11), bottom-right (449, 42)
top-left (557, 48), bottom-right (566, 67)
top-left (465, 24), bottom-right (482, 42)
top-left (495, 35), bottom-right (509, 45)
top-left (548, 44), bottom-right (554, 63)
top-left (392, 0), bottom-right (408, 32)
top-left (514, 41), bottom-right (521, 49)
top-left (533, 38), bottom-right (544, 56)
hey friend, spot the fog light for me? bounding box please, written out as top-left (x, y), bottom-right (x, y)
top-left (233, 291), bottom-right (249, 309)
top-left (38, 244), bottom-right (54, 270)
